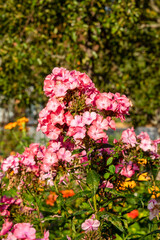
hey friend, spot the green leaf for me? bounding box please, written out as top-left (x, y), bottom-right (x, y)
top-left (86, 170), bottom-right (100, 194)
top-left (115, 234), bottom-right (123, 240)
top-left (102, 212), bottom-right (125, 232)
top-left (108, 165), bottom-right (115, 174)
top-left (107, 157), bottom-right (113, 165)
top-left (72, 148), bottom-right (84, 155)
top-left (104, 172), bottom-right (110, 179)
top-left (65, 190), bottom-right (93, 204)
top-left (87, 148), bottom-right (94, 157)
top-left (138, 230), bottom-right (160, 239)
top-left (63, 135), bottom-right (70, 142)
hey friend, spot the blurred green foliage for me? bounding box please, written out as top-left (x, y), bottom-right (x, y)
top-left (0, 0), bottom-right (160, 127)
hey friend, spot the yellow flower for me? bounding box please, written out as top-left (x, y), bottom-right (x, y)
top-left (4, 122), bottom-right (17, 130)
top-left (138, 158), bottom-right (147, 165)
top-left (118, 178), bottom-right (136, 190)
top-left (16, 117), bottom-right (29, 130)
top-left (138, 172), bottom-right (150, 181)
top-left (148, 186), bottom-right (160, 198)
top-left (16, 117), bottom-right (29, 124)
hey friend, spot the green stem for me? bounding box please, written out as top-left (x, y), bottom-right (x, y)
top-left (93, 194), bottom-right (97, 214)
top-left (13, 131), bottom-right (25, 150)
top-left (35, 200), bottom-right (43, 235)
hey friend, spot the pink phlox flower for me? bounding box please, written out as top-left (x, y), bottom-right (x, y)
top-left (37, 230), bottom-right (49, 240)
top-left (46, 97), bottom-right (61, 112)
top-left (115, 162), bottom-right (138, 178)
top-left (82, 111), bottom-right (97, 125)
top-left (87, 125), bottom-right (107, 141)
top-left (38, 107), bottom-right (49, 120)
top-left (1, 156), bottom-right (19, 173)
top-left (139, 139), bottom-right (153, 152)
top-left (48, 141), bottom-right (61, 152)
top-left (72, 127), bottom-right (86, 140)
top-left (0, 219), bottom-right (13, 236)
top-left (13, 223), bottom-right (36, 240)
top-left (137, 131), bottom-right (150, 140)
top-left (121, 127), bottom-right (137, 147)
top-left (0, 172), bottom-right (5, 182)
top-left (85, 92), bottom-right (98, 105)
top-left (21, 147), bottom-right (36, 166)
top-left (59, 174), bottom-right (69, 185)
top-left (37, 146), bottom-right (46, 160)
top-left (0, 196), bottom-right (16, 205)
top-left (43, 74), bottom-right (55, 97)
top-left (107, 117), bottom-right (116, 130)
top-left (57, 148), bottom-right (72, 163)
top-left (50, 108), bottom-right (64, 125)
top-left (43, 150), bottom-right (58, 166)
top-left (46, 125), bottom-right (61, 139)
top-left (95, 93), bottom-right (112, 110)
top-left (29, 143), bottom-right (40, 155)
top-left (54, 83), bottom-right (68, 97)
top-left (79, 73), bottom-right (93, 86)
top-left (99, 180), bottom-right (113, 189)
top-left (81, 218), bottom-right (100, 232)
top-left (5, 232), bottom-right (17, 240)
top-left (67, 236), bottom-right (71, 240)
top-left (70, 115), bottom-right (85, 127)
top-left (92, 115), bottom-right (109, 131)
top-left (148, 199), bottom-right (159, 220)
top-left (120, 165), bottom-right (135, 178)
top-left (65, 112), bottom-right (74, 126)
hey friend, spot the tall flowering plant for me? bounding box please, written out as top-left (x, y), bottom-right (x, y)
top-left (0, 67), bottom-right (160, 240)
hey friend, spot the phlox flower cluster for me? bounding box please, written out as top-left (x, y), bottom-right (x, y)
top-left (0, 222), bottom-right (49, 240)
top-left (37, 67), bottom-right (131, 142)
top-left (121, 128), bottom-right (160, 155)
top-left (0, 196), bottom-right (22, 218)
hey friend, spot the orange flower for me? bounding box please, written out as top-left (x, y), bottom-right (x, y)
top-left (4, 122), bottom-right (17, 130)
top-left (16, 117), bottom-right (29, 124)
top-left (61, 189), bottom-right (75, 198)
top-left (46, 192), bottom-right (58, 206)
top-left (148, 186), bottom-right (160, 198)
top-left (127, 210), bottom-right (139, 219)
top-left (16, 117), bottom-right (29, 130)
top-left (99, 207), bottom-right (105, 212)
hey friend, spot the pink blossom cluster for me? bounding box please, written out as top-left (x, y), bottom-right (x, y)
top-left (115, 161), bottom-right (139, 178)
top-left (0, 221), bottom-right (49, 240)
top-left (1, 138), bottom-right (76, 187)
top-left (0, 196), bottom-right (21, 217)
top-left (121, 128), bottom-right (160, 157)
top-left (37, 67), bottom-right (131, 142)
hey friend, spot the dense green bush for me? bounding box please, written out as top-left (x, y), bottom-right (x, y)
top-left (0, 0), bottom-right (160, 131)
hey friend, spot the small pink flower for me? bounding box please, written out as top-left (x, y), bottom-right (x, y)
top-left (70, 115), bottom-right (85, 127)
top-left (121, 127), bottom-right (137, 147)
top-left (148, 199), bottom-right (159, 220)
top-left (139, 139), bottom-right (153, 152)
top-left (57, 148), bottom-right (72, 163)
top-left (82, 111), bottom-right (97, 125)
top-left (99, 180), bottom-right (113, 189)
top-left (81, 218), bottom-right (100, 232)
top-left (0, 219), bottom-right (13, 236)
top-left (88, 125), bottom-right (107, 141)
top-left (13, 223), bottom-right (36, 240)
